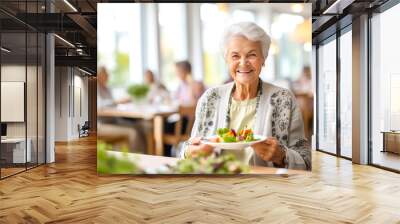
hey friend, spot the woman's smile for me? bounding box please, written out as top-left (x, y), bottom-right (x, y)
top-left (236, 69), bottom-right (255, 79)
top-left (236, 69), bottom-right (254, 74)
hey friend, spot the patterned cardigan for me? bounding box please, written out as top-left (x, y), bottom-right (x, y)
top-left (182, 81), bottom-right (311, 170)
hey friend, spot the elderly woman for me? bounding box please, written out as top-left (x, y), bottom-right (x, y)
top-left (144, 69), bottom-right (170, 104)
top-left (181, 22), bottom-right (311, 170)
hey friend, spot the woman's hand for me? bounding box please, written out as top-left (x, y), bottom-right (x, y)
top-left (251, 137), bottom-right (286, 167)
top-left (185, 137), bottom-right (214, 158)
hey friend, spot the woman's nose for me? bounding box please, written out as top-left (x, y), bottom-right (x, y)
top-left (239, 57), bottom-right (249, 65)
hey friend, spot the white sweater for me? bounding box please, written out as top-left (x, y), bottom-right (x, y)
top-left (182, 81), bottom-right (311, 170)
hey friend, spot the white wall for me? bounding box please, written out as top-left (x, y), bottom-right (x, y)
top-left (72, 73), bottom-right (89, 138)
top-left (1, 65), bottom-right (29, 138)
top-left (1, 66), bottom-right (25, 129)
top-left (1, 66), bottom-right (25, 142)
top-left (55, 67), bottom-right (89, 141)
top-left (1, 64), bottom-right (46, 163)
top-left (55, 67), bottom-right (68, 141)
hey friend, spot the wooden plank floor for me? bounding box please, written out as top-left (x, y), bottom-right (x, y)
top-left (1, 135), bottom-right (400, 224)
top-left (372, 151), bottom-right (400, 171)
top-left (1, 167), bottom-right (26, 178)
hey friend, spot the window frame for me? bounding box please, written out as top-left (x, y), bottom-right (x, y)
top-left (315, 22), bottom-right (353, 161)
top-left (0, 1), bottom-right (47, 180)
top-left (368, 0), bottom-right (400, 173)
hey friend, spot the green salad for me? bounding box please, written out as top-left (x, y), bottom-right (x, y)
top-left (215, 127), bottom-right (257, 143)
top-left (168, 153), bottom-right (249, 174)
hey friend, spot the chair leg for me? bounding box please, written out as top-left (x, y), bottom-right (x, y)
top-left (154, 116), bottom-right (164, 156)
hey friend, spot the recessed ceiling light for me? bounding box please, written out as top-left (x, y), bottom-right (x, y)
top-left (54, 34), bottom-right (75, 48)
top-left (322, 0), bottom-right (354, 15)
top-left (1, 47), bottom-right (11, 53)
top-left (63, 0), bottom-right (78, 12)
top-left (291, 4), bottom-right (303, 13)
top-left (78, 67), bottom-right (93, 76)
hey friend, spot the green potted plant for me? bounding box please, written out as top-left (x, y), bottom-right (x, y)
top-left (127, 84), bottom-right (150, 104)
top-left (97, 141), bottom-right (143, 174)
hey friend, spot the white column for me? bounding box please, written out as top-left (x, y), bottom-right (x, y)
top-left (312, 45), bottom-right (317, 150)
top-left (352, 14), bottom-right (369, 164)
top-left (257, 6), bottom-right (274, 81)
top-left (46, 32), bottom-right (55, 163)
top-left (54, 67), bottom-right (66, 141)
top-left (187, 3), bottom-right (204, 81)
top-left (142, 4), bottom-right (161, 80)
top-left (67, 67), bottom-right (74, 140)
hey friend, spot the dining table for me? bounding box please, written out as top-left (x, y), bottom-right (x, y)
top-left (98, 103), bottom-right (179, 156)
top-left (106, 150), bottom-right (309, 175)
top-left (381, 131), bottom-right (400, 154)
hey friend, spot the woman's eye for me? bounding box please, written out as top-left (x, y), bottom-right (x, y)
top-left (232, 55), bottom-right (239, 59)
top-left (249, 54), bottom-right (256, 57)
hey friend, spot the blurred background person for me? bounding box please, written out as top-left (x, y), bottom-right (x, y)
top-left (98, 66), bottom-right (131, 107)
top-left (144, 69), bottom-right (171, 105)
top-left (290, 66), bottom-right (313, 141)
top-left (97, 66), bottom-right (147, 153)
top-left (291, 66), bottom-right (312, 96)
top-left (98, 66), bottom-right (115, 108)
top-left (162, 61), bottom-right (206, 156)
top-left (174, 60), bottom-right (205, 106)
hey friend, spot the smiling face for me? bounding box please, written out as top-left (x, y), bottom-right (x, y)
top-left (144, 70), bottom-right (155, 84)
top-left (98, 67), bottom-right (109, 87)
top-left (226, 36), bottom-right (265, 86)
top-left (175, 66), bottom-right (187, 81)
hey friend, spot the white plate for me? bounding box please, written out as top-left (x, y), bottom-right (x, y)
top-left (201, 135), bottom-right (266, 150)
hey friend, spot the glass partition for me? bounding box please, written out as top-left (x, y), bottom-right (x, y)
top-left (27, 30), bottom-right (38, 169)
top-left (317, 37), bottom-right (337, 154)
top-left (0, 1), bottom-right (46, 179)
top-left (1, 31), bottom-right (28, 178)
top-left (38, 32), bottom-right (45, 165)
top-left (339, 29), bottom-right (352, 158)
top-left (371, 4), bottom-right (400, 171)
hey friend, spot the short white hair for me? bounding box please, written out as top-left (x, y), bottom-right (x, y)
top-left (221, 22), bottom-right (271, 60)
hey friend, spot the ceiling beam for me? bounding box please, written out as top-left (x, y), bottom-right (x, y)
top-left (67, 13), bottom-right (97, 39)
top-left (312, 15), bottom-right (336, 33)
top-left (55, 55), bottom-right (96, 70)
top-left (322, 0), bottom-right (356, 15)
top-left (11, 13), bottom-right (82, 32)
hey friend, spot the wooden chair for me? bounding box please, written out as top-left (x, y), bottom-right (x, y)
top-left (295, 93), bottom-right (313, 141)
top-left (97, 134), bottom-right (129, 148)
top-left (162, 106), bottom-right (196, 150)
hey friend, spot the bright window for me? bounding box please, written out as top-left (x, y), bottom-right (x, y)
top-left (339, 29), bottom-right (352, 158)
top-left (158, 4), bottom-right (187, 91)
top-left (200, 3), bottom-right (230, 87)
top-left (200, 4), bottom-right (258, 87)
top-left (371, 3), bottom-right (400, 170)
top-left (317, 38), bottom-right (337, 154)
top-left (97, 3), bottom-right (142, 95)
